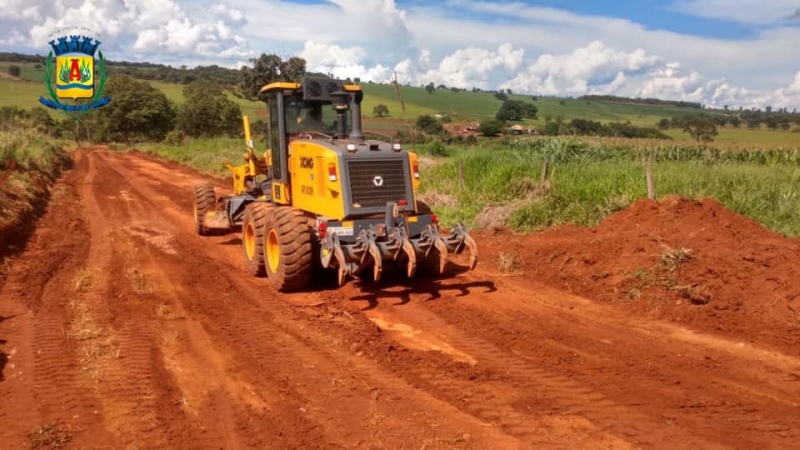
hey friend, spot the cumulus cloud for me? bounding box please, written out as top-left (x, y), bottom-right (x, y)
top-left (637, 64), bottom-right (800, 110)
top-left (0, 0), bottom-right (251, 62)
top-left (412, 43), bottom-right (524, 89)
top-left (501, 41), bottom-right (662, 95)
top-left (299, 40), bottom-right (391, 82)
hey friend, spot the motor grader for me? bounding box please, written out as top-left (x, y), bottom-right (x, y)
top-left (191, 76), bottom-right (478, 292)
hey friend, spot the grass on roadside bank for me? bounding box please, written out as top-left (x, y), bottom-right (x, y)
top-left (130, 137), bottom-right (244, 178)
top-left (115, 134), bottom-right (800, 238)
top-left (0, 129), bottom-right (71, 258)
top-left (417, 137), bottom-right (800, 238)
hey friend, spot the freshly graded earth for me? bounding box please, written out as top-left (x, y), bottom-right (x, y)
top-left (1, 147), bottom-right (798, 449)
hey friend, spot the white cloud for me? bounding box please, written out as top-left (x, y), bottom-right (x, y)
top-left (670, 0), bottom-right (800, 24)
top-left (410, 43), bottom-right (524, 89)
top-left (501, 41), bottom-right (662, 95)
top-left (2, 0), bottom-right (250, 61)
top-left (299, 40), bottom-right (391, 82)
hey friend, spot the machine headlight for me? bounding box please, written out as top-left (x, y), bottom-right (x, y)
top-left (346, 143), bottom-right (357, 152)
top-left (392, 143), bottom-right (402, 151)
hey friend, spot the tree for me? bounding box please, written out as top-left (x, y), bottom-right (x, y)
top-left (493, 91), bottom-right (508, 101)
top-left (425, 82), bottom-right (435, 94)
top-left (682, 117), bottom-right (718, 143)
top-left (84, 74), bottom-right (176, 143)
top-left (657, 118), bottom-right (670, 130)
top-left (239, 53), bottom-right (306, 101)
top-left (495, 99), bottom-right (537, 121)
top-left (8, 65), bottom-right (21, 77)
top-left (477, 120), bottom-right (503, 137)
top-left (415, 115), bottom-right (443, 134)
top-left (178, 80), bottom-right (242, 138)
top-left (372, 104), bottom-right (389, 118)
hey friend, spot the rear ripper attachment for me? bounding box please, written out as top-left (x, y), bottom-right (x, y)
top-left (317, 200), bottom-right (478, 286)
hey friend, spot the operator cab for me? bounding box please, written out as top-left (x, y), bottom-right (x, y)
top-left (258, 77), bottom-right (365, 183)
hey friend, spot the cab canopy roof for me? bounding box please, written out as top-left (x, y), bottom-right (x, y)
top-left (258, 77), bottom-right (361, 96)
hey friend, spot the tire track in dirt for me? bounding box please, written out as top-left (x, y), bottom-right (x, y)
top-left (0, 157), bottom-right (118, 448)
top-left (339, 289), bottom-right (716, 449)
top-left (71, 148), bottom-right (187, 448)
top-left (407, 274), bottom-right (800, 448)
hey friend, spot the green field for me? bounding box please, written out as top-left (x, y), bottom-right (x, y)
top-left (2, 60), bottom-right (799, 146)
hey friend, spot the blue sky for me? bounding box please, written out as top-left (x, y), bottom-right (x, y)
top-left (1, 0), bottom-right (799, 108)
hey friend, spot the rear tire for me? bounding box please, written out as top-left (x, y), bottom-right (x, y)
top-left (193, 183), bottom-right (216, 236)
top-left (263, 207), bottom-right (313, 292)
top-left (242, 202), bottom-right (271, 277)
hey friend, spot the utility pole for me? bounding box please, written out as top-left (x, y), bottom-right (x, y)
top-left (392, 71), bottom-right (407, 123)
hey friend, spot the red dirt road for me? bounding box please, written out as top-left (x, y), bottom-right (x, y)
top-left (1, 147), bottom-right (799, 449)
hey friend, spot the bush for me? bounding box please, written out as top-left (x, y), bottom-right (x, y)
top-left (415, 115), bottom-right (444, 135)
top-left (478, 120), bottom-right (504, 137)
top-left (8, 65), bottom-right (21, 77)
top-left (177, 80), bottom-right (242, 138)
top-left (163, 129), bottom-right (185, 146)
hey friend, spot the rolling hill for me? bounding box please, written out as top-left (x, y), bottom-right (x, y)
top-left (1, 59), bottom-right (798, 144)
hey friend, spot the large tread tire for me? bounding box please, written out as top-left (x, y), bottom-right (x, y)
top-left (193, 183), bottom-right (216, 235)
top-left (263, 207), bottom-right (313, 292)
top-left (241, 202), bottom-right (271, 277)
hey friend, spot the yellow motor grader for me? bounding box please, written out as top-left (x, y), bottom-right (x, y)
top-left (191, 76), bottom-right (478, 292)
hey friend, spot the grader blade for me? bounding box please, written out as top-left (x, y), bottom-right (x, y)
top-left (203, 210), bottom-right (232, 230)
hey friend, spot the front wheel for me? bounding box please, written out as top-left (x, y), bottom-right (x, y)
top-left (241, 202), bottom-right (271, 277)
top-left (192, 183), bottom-right (215, 235)
top-left (263, 207), bottom-right (313, 292)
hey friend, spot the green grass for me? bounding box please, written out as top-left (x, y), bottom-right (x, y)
top-left (0, 129), bottom-right (70, 171)
top-left (417, 137), bottom-right (800, 238)
top-left (0, 61), bottom-right (45, 82)
top-left (664, 126), bottom-right (800, 145)
top-left (0, 79), bottom-right (51, 110)
top-left (133, 137), bottom-right (243, 177)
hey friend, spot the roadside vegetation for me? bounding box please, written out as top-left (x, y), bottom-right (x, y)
top-left (413, 136), bottom-right (800, 238)
top-left (0, 122), bottom-right (71, 259)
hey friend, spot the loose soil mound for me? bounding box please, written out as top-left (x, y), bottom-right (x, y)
top-left (476, 195), bottom-right (800, 347)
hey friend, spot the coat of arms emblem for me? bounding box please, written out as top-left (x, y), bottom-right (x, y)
top-left (39, 34), bottom-right (110, 120)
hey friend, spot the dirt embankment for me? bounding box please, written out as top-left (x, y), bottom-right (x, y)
top-left (0, 145), bottom-right (72, 262)
top-left (476, 195), bottom-right (800, 350)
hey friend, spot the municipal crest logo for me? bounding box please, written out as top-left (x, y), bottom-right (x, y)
top-left (39, 34), bottom-right (110, 120)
